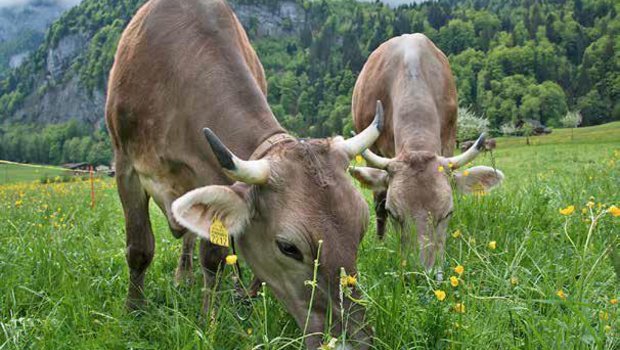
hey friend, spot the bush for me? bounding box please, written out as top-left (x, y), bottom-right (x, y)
top-left (457, 107), bottom-right (489, 142)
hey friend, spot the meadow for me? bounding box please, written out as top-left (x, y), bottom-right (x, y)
top-left (1, 123), bottom-right (619, 349)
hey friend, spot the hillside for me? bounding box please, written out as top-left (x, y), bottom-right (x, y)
top-left (0, 0), bottom-right (618, 167)
top-left (0, 0), bottom-right (81, 77)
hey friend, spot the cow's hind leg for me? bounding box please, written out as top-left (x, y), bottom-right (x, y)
top-left (199, 240), bottom-right (228, 314)
top-left (373, 190), bottom-right (388, 240)
top-left (116, 166), bottom-right (155, 310)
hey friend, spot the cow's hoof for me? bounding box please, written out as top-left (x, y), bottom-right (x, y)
top-left (126, 296), bottom-right (147, 311)
top-left (174, 268), bottom-right (195, 287)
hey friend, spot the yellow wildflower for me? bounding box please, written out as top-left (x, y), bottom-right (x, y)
top-left (610, 298), bottom-right (618, 305)
top-left (608, 205), bottom-right (620, 217)
top-left (452, 229), bottom-right (462, 239)
top-left (450, 276), bottom-right (459, 287)
top-left (586, 201), bottom-right (595, 208)
top-left (355, 155), bottom-right (364, 165)
top-left (246, 328), bottom-right (253, 335)
top-left (438, 165), bottom-right (445, 173)
top-left (559, 205), bottom-right (575, 216)
top-left (488, 241), bottom-right (497, 250)
top-left (225, 255), bottom-right (238, 265)
top-left (448, 162), bottom-right (454, 169)
top-left (510, 276), bottom-right (519, 286)
top-left (454, 265), bottom-right (464, 275)
top-left (454, 303), bottom-right (466, 313)
top-left (341, 275), bottom-right (357, 287)
top-left (556, 290), bottom-right (567, 300)
top-left (463, 170), bottom-right (470, 177)
top-left (434, 290), bottom-right (446, 301)
top-left (581, 208), bottom-right (588, 214)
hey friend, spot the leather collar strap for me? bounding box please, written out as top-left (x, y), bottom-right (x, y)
top-left (249, 133), bottom-right (297, 160)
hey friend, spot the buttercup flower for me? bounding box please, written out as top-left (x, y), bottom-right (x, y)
top-left (454, 303), bottom-right (465, 313)
top-left (225, 255), bottom-right (238, 265)
top-left (434, 290), bottom-right (446, 301)
top-left (488, 241), bottom-right (497, 250)
top-left (341, 275), bottom-right (357, 288)
top-left (556, 289), bottom-right (567, 300)
top-left (559, 205), bottom-right (575, 216)
top-left (438, 165), bottom-right (445, 173)
top-left (608, 205), bottom-right (620, 217)
top-left (463, 170), bottom-right (470, 177)
top-left (454, 265), bottom-right (464, 275)
top-left (450, 276), bottom-right (459, 287)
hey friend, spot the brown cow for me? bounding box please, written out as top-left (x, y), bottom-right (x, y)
top-left (349, 34), bottom-right (504, 279)
top-left (105, 0), bottom-right (381, 348)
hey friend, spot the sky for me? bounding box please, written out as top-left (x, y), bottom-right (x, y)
top-left (0, 0), bottom-right (81, 8)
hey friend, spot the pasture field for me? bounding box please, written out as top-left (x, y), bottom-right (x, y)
top-left (0, 163), bottom-right (67, 185)
top-left (1, 124), bottom-right (619, 349)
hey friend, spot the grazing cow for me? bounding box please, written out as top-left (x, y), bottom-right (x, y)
top-left (349, 34), bottom-right (504, 278)
top-left (106, 0), bottom-right (381, 348)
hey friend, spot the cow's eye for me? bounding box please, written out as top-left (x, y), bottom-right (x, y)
top-left (276, 240), bottom-right (303, 262)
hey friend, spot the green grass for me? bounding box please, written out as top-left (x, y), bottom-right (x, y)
top-left (1, 124), bottom-right (619, 349)
top-left (0, 163), bottom-right (68, 185)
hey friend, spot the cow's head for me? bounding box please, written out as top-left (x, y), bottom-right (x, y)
top-left (172, 102), bottom-right (385, 349)
top-left (350, 134), bottom-right (504, 271)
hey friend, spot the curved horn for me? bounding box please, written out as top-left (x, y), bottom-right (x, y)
top-left (337, 100), bottom-right (384, 158)
top-left (446, 133), bottom-right (486, 169)
top-left (203, 128), bottom-right (270, 184)
top-left (361, 149), bottom-right (393, 169)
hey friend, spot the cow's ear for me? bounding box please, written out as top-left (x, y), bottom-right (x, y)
top-left (454, 166), bottom-right (504, 194)
top-left (349, 166), bottom-right (389, 191)
top-left (172, 183), bottom-right (252, 240)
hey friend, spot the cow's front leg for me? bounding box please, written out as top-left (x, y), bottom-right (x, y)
top-left (373, 190), bottom-right (388, 240)
top-left (175, 232), bottom-right (196, 286)
top-left (199, 239), bottom-right (228, 315)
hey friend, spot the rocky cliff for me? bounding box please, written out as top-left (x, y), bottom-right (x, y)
top-left (3, 0), bottom-right (305, 127)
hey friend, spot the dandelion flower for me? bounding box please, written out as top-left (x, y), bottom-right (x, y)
top-left (556, 289), bottom-right (567, 300)
top-left (448, 162), bottom-right (454, 169)
top-left (454, 265), bottom-right (464, 275)
top-left (450, 276), bottom-right (459, 287)
top-left (438, 165), bottom-right (445, 173)
top-left (559, 205), bottom-right (575, 216)
top-left (225, 255), bottom-right (238, 265)
top-left (610, 298), bottom-right (618, 305)
top-left (454, 303), bottom-right (466, 313)
top-left (452, 229), bottom-right (462, 239)
top-left (608, 205), bottom-right (620, 217)
top-left (355, 155), bottom-right (364, 165)
top-left (434, 290), bottom-right (446, 301)
top-left (463, 170), bottom-right (470, 177)
top-left (488, 241), bottom-right (497, 250)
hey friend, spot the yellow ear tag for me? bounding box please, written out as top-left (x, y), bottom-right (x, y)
top-left (209, 218), bottom-right (229, 247)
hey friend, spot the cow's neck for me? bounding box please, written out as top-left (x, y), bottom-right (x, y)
top-left (392, 101), bottom-right (443, 156)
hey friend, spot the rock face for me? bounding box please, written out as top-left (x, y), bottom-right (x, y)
top-left (10, 0), bottom-right (304, 126)
top-left (231, 1), bottom-right (304, 38)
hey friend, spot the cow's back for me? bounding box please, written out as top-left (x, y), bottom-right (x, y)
top-left (352, 34), bottom-right (457, 157)
top-left (106, 0), bottom-right (282, 217)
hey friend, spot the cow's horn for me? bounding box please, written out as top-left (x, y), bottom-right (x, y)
top-left (361, 149), bottom-right (393, 169)
top-left (338, 100), bottom-right (384, 158)
top-left (203, 128), bottom-right (270, 184)
top-left (445, 133), bottom-right (486, 169)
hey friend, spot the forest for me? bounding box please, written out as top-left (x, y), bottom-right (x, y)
top-left (0, 0), bottom-right (617, 165)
